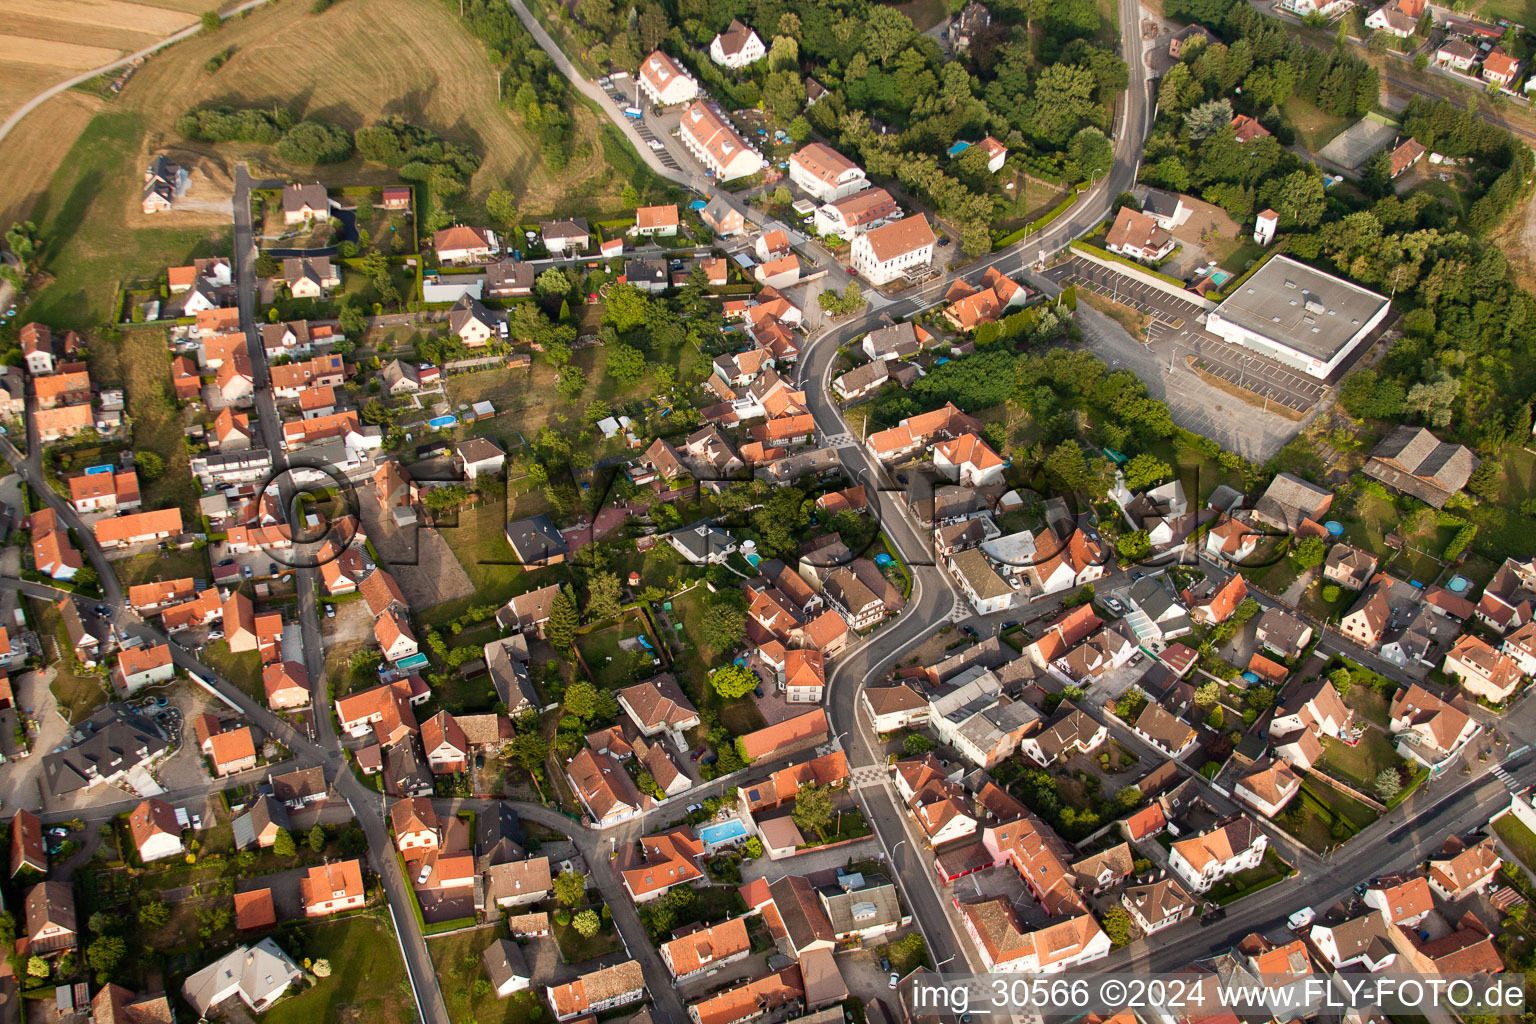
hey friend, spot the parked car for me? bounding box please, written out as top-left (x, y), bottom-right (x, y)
top-left (753, 685), bottom-right (764, 698)
top-left (889, 973), bottom-right (900, 990)
top-left (1104, 597), bottom-right (1125, 615)
top-left (207, 631), bottom-right (224, 641)
top-left (690, 748), bottom-right (705, 761)
top-left (242, 565), bottom-right (253, 580)
top-left (325, 604), bottom-right (336, 618)
top-left (962, 625), bottom-right (979, 641)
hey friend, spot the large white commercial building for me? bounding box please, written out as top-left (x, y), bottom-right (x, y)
top-left (850, 215), bottom-right (936, 286)
top-left (1205, 255), bottom-right (1390, 379)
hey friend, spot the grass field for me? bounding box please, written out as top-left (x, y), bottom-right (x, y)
top-left (1342, 685), bottom-right (1392, 729)
top-left (576, 612), bottom-right (657, 689)
top-left (420, 501), bottom-right (549, 629)
top-left (1494, 813), bottom-right (1536, 875)
top-left (1320, 728), bottom-right (1406, 792)
top-left (1283, 97), bottom-right (1351, 154)
top-left (264, 915), bottom-right (414, 1024)
top-left (669, 585), bottom-right (765, 736)
top-left (428, 926), bottom-right (553, 1024)
top-left (112, 546), bottom-right (210, 590)
top-left (32, 598), bottom-right (110, 723)
top-left (201, 638), bottom-right (264, 703)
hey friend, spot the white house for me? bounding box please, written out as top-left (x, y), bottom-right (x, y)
top-left (638, 50), bottom-right (699, 106)
top-left (129, 798), bottom-right (185, 863)
top-left (933, 433), bottom-right (1006, 488)
top-left (1105, 206), bottom-right (1176, 263)
top-left (948, 549), bottom-right (1015, 616)
top-left (1233, 759), bottom-right (1300, 817)
top-left (788, 143), bottom-right (868, 202)
top-left (678, 103), bottom-right (764, 182)
top-left (1309, 915), bottom-right (1399, 971)
top-left (812, 187), bottom-right (900, 241)
top-left (851, 216), bottom-right (936, 286)
top-left (1168, 817), bottom-right (1267, 893)
top-left (709, 19), bottom-right (766, 69)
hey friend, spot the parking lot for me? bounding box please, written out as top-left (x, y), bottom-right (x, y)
top-left (1043, 255), bottom-right (1331, 414)
top-left (597, 73), bottom-right (682, 172)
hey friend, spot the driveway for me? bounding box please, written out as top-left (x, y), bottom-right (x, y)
top-left (0, 669), bottom-right (72, 811)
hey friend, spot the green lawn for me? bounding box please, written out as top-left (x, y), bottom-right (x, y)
top-left (21, 112), bottom-right (230, 330)
top-left (32, 598), bottom-right (109, 723)
top-left (575, 612), bottom-right (658, 689)
top-left (1342, 685), bottom-right (1392, 729)
top-left (1301, 778), bottom-right (1377, 830)
top-left (113, 547), bottom-right (211, 591)
top-left (1319, 728), bottom-right (1407, 792)
top-left (1494, 814), bottom-right (1536, 876)
top-left (1283, 98), bottom-right (1352, 154)
top-left (428, 925), bottom-right (554, 1024)
top-left (420, 501), bottom-right (554, 629)
top-left (668, 586), bottom-right (765, 736)
top-left (1209, 850), bottom-right (1295, 905)
top-left (201, 640), bottom-right (265, 704)
top-left (553, 912), bottom-right (625, 963)
top-left (263, 916), bottom-right (414, 1024)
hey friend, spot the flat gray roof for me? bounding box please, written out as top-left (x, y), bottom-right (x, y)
top-left (1211, 255), bottom-right (1388, 362)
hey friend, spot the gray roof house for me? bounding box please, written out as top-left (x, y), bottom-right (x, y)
top-left (42, 707), bottom-right (169, 797)
top-left (666, 524), bottom-right (738, 565)
top-left (819, 873), bottom-right (904, 940)
top-left (1124, 574), bottom-right (1193, 644)
top-left (485, 636), bottom-right (540, 716)
top-left (182, 938), bottom-right (303, 1017)
top-left (1251, 473), bottom-right (1333, 533)
top-left (504, 514), bottom-right (568, 567)
top-left (482, 938), bottom-right (532, 997)
top-left (1363, 426), bottom-right (1479, 509)
top-left (232, 794), bottom-right (291, 850)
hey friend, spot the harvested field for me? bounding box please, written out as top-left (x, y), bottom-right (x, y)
top-left (0, 36), bottom-right (121, 69)
top-left (0, 0), bottom-right (197, 35)
top-left (0, 91), bottom-right (103, 229)
top-left (1, 14), bottom-right (162, 51)
top-left (116, 0), bottom-right (622, 211)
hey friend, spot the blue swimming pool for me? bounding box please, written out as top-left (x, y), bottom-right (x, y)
top-left (428, 414), bottom-right (457, 428)
top-left (1209, 270), bottom-right (1231, 286)
top-left (698, 819), bottom-right (748, 849)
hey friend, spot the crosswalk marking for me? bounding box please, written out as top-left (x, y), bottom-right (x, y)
top-left (851, 765), bottom-right (889, 790)
top-left (1491, 763), bottom-right (1519, 791)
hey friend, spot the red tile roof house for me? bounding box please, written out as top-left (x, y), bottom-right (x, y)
top-left (616, 674), bottom-right (700, 741)
top-left (208, 727), bottom-right (258, 777)
top-left (631, 204), bottom-right (679, 237)
top-left (619, 828), bottom-right (705, 901)
top-left (129, 798), bottom-right (185, 863)
top-left (262, 661), bottom-right (311, 709)
top-left (389, 797), bottom-right (441, 852)
top-left (234, 888), bottom-right (277, 931)
top-left (660, 917), bottom-right (751, 982)
top-left (1442, 633), bottom-right (1524, 704)
top-left (10, 809), bottom-right (46, 877)
top-left (546, 960), bottom-right (645, 1021)
top-left (736, 709), bottom-right (829, 763)
top-left (638, 49), bottom-right (699, 106)
top-left (567, 746), bottom-right (644, 827)
top-left (1105, 205), bottom-right (1176, 263)
top-left (1428, 837), bottom-right (1501, 901)
top-left (69, 468), bottom-right (140, 514)
top-left (127, 577), bottom-right (194, 613)
top-left (421, 710), bottom-right (470, 774)
top-left (334, 679), bottom-right (423, 744)
top-left (300, 859), bottom-right (366, 917)
top-left (1482, 48), bottom-right (1522, 88)
top-left (850, 215), bottom-right (937, 286)
top-left (94, 507), bottom-right (183, 549)
top-left (112, 643), bottom-right (176, 696)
